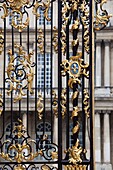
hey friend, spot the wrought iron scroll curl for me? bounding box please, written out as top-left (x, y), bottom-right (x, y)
top-left (0, 93), bottom-right (3, 116)
top-left (52, 90), bottom-right (58, 117)
top-left (0, 1), bottom-right (30, 32)
top-left (52, 26), bottom-right (58, 53)
top-left (0, 30), bottom-right (4, 55)
top-left (37, 28), bottom-right (44, 54)
top-left (6, 44), bottom-right (35, 103)
top-left (79, 0), bottom-right (90, 54)
top-left (94, 0), bottom-right (112, 31)
top-left (0, 164), bottom-right (58, 170)
top-left (83, 89), bottom-right (90, 118)
top-left (37, 92), bottom-right (44, 120)
top-left (52, 89), bottom-right (67, 118)
top-left (33, 0), bottom-right (51, 21)
top-left (0, 119), bottom-right (58, 168)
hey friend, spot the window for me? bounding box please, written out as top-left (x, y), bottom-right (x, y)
top-left (37, 53), bottom-right (51, 89)
top-left (36, 122), bottom-right (51, 160)
top-left (38, 8), bottom-right (51, 25)
top-left (9, 8), bottom-right (20, 26)
top-left (5, 122), bottom-right (19, 155)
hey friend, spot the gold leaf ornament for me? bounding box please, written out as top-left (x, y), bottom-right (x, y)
top-left (33, 0), bottom-right (51, 21)
top-left (7, 0), bottom-right (30, 10)
top-left (68, 139), bottom-right (83, 164)
top-left (0, 119), bottom-right (43, 163)
top-left (37, 93), bottom-right (44, 120)
top-left (0, 30), bottom-right (4, 55)
top-left (94, 0), bottom-right (112, 30)
top-left (6, 44), bottom-right (34, 102)
top-left (52, 90), bottom-right (58, 117)
top-left (37, 29), bottom-right (44, 54)
top-left (61, 53), bottom-right (89, 88)
top-left (0, 93), bottom-right (3, 116)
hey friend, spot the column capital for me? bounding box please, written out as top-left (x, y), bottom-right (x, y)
top-left (95, 110), bottom-right (101, 114)
top-left (102, 110), bottom-right (111, 114)
top-left (104, 40), bottom-right (110, 45)
top-left (95, 40), bottom-right (102, 45)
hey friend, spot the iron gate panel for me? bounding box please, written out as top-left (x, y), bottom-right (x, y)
top-left (0, 0), bottom-right (111, 170)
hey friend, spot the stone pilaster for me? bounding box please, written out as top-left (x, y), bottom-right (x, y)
top-left (110, 41), bottom-right (113, 86)
top-left (104, 41), bottom-right (110, 86)
top-left (95, 112), bottom-right (101, 162)
top-left (22, 112), bottom-right (27, 130)
top-left (53, 116), bottom-right (58, 145)
top-left (96, 41), bottom-right (101, 87)
top-left (103, 112), bottom-right (110, 162)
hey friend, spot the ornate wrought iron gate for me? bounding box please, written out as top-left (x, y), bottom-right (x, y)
top-left (0, 0), bottom-right (111, 170)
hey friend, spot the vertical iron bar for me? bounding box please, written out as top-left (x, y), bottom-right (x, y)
top-left (51, 2), bottom-right (53, 142)
top-left (89, 0), bottom-right (95, 169)
top-left (27, 25), bottom-right (30, 136)
top-left (58, 0), bottom-right (62, 169)
top-left (82, 23), bottom-right (85, 149)
top-left (19, 32), bottom-right (22, 118)
top-left (35, 16), bottom-right (38, 135)
top-left (11, 26), bottom-right (14, 133)
top-left (43, 18), bottom-right (46, 135)
top-left (66, 14), bottom-right (69, 149)
top-left (1, 18), bottom-right (6, 139)
top-left (11, 92), bottom-right (13, 133)
top-left (73, 9), bottom-right (79, 145)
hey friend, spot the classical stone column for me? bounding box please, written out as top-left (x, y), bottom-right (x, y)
top-left (104, 41), bottom-right (110, 86)
top-left (85, 119), bottom-right (90, 159)
top-left (22, 112), bottom-right (27, 130)
top-left (110, 41), bottom-right (113, 86)
top-left (96, 41), bottom-right (101, 87)
top-left (95, 112), bottom-right (101, 162)
top-left (53, 116), bottom-right (58, 145)
top-left (103, 112), bottom-right (110, 163)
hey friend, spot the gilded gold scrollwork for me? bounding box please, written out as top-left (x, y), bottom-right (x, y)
top-left (61, 88), bottom-right (67, 118)
top-left (6, 44), bottom-right (35, 102)
top-left (61, 53), bottom-right (89, 164)
top-left (51, 151), bottom-right (58, 160)
top-left (14, 164), bottom-right (25, 170)
top-left (33, 0), bottom-right (51, 21)
top-left (0, 119), bottom-right (43, 163)
top-left (0, 93), bottom-right (3, 116)
top-left (79, 0), bottom-right (90, 53)
top-left (41, 165), bottom-right (51, 170)
top-left (53, 26), bottom-right (58, 53)
top-left (65, 165), bottom-right (87, 170)
top-left (37, 92), bottom-right (44, 120)
top-left (37, 29), bottom-right (44, 54)
top-left (68, 139), bottom-right (83, 164)
top-left (72, 121), bottom-right (80, 134)
top-left (61, 53), bottom-right (89, 89)
top-left (13, 118), bottom-right (26, 138)
top-left (1, 1), bottom-right (30, 32)
top-left (61, 0), bottom-right (70, 55)
top-left (52, 90), bottom-right (58, 117)
top-left (11, 10), bottom-right (30, 32)
top-left (94, 0), bottom-right (112, 30)
top-left (83, 89), bottom-right (90, 118)
top-left (7, 0), bottom-right (30, 10)
top-left (1, 3), bottom-right (9, 19)
top-left (71, 106), bottom-right (79, 119)
top-left (0, 30), bottom-right (4, 55)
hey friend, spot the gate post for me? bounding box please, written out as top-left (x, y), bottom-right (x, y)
top-left (89, 0), bottom-right (95, 169)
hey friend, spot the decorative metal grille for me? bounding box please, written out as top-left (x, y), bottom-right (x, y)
top-left (0, 0), bottom-right (111, 170)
